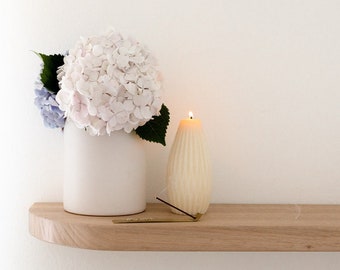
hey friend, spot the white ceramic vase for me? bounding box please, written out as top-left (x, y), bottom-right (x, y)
top-left (63, 121), bottom-right (146, 216)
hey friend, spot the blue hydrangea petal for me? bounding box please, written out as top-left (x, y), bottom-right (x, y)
top-left (34, 83), bottom-right (65, 129)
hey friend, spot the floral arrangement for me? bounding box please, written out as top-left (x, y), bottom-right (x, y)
top-left (34, 30), bottom-right (169, 145)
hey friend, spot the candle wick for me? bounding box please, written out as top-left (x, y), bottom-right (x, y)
top-left (190, 116), bottom-right (193, 119)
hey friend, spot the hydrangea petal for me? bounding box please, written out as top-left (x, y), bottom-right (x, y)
top-left (57, 30), bottom-right (163, 135)
top-left (34, 84), bottom-right (65, 129)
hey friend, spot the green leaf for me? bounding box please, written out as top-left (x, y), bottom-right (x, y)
top-left (35, 52), bottom-right (64, 94)
top-left (135, 104), bottom-right (170, 146)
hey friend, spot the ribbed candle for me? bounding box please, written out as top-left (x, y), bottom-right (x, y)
top-left (166, 115), bottom-right (212, 215)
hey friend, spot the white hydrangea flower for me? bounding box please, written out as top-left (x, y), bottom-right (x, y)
top-left (56, 30), bottom-right (162, 135)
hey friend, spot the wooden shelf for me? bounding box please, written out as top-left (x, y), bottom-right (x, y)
top-left (29, 203), bottom-right (340, 251)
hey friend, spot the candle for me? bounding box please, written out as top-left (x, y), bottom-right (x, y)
top-left (166, 112), bottom-right (212, 215)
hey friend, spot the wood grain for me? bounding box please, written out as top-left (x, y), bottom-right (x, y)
top-left (29, 203), bottom-right (340, 251)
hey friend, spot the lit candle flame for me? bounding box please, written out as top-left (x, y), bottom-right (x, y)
top-left (189, 111), bottom-right (193, 119)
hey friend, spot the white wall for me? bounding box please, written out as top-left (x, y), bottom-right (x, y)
top-left (1, 0), bottom-right (340, 269)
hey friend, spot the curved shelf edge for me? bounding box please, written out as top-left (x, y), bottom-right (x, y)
top-left (29, 203), bottom-right (340, 251)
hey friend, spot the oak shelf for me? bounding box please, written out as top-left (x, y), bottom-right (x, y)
top-left (29, 203), bottom-right (340, 251)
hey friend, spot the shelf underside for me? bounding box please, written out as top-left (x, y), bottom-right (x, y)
top-left (29, 203), bottom-right (340, 251)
